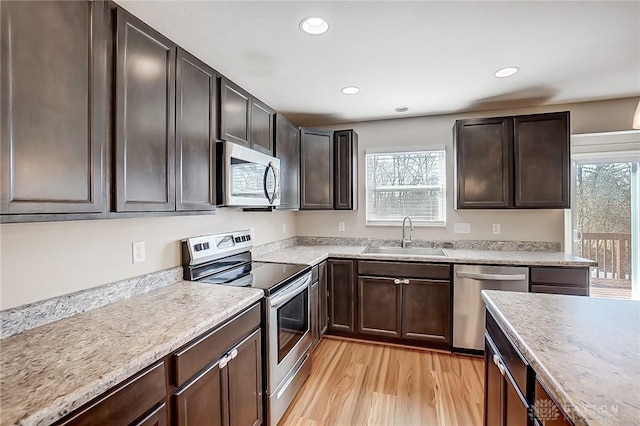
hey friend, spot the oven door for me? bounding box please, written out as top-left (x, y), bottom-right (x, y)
top-left (218, 141), bottom-right (280, 207)
top-left (267, 272), bottom-right (312, 394)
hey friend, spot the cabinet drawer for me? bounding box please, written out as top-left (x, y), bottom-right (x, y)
top-left (530, 285), bottom-right (588, 296)
top-left (311, 264), bottom-right (319, 283)
top-left (358, 261), bottom-right (450, 280)
top-left (57, 362), bottom-right (166, 426)
top-left (530, 267), bottom-right (589, 287)
top-left (486, 312), bottom-right (528, 398)
top-left (173, 303), bottom-right (260, 387)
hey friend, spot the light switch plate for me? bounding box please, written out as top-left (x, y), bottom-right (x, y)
top-left (454, 222), bottom-right (471, 234)
top-left (492, 223), bottom-right (501, 235)
top-left (338, 222), bottom-right (345, 232)
top-left (282, 223), bottom-right (287, 234)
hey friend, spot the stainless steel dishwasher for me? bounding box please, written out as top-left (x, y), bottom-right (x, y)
top-left (453, 264), bottom-right (529, 352)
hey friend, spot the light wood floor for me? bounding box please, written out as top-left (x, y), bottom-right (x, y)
top-left (279, 337), bottom-right (484, 426)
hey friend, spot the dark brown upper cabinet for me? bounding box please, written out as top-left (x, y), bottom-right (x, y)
top-left (334, 130), bottom-right (358, 210)
top-left (1, 0), bottom-right (106, 215)
top-left (175, 48), bottom-right (217, 211)
top-left (514, 112), bottom-right (570, 208)
top-left (250, 98), bottom-right (275, 155)
top-left (455, 117), bottom-right (512, 208)
top-left (219, 77), bottom-right (250, 147)
top-left (455, 111), bottom-right (570, 209)
top-left (219, 77), bottom-right (275, 155)
top-left (275, 114), bottom-right (300, 210)
top-left (115, 9), bottom-right (176, 212)
top-left (300, 128), bottom-right (334, 210)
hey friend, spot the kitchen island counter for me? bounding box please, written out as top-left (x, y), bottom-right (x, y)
top-left (0, 282), bottom-right (263, 426)
top-left (482, 290), bottom-right (640, 426)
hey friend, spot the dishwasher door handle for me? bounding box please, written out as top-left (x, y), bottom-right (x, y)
top-left (455, 271), bottom-right (527, 281)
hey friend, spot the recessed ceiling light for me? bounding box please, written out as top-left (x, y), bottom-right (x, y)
top-left (341, 86), bottom-right (360, 95)
top-left (395, 106), bottom-right (409, 113)
top-left (494, 67), bottom-right (520, 78)
top-left (300, 17), bottom-right (329, 35)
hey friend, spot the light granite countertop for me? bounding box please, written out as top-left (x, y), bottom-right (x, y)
top-left (254, 245), bottom-right (596, 267)
top-left (0, 282), bottom-right (263, 426)
top-left (482, 290), bottom-right (640, 426)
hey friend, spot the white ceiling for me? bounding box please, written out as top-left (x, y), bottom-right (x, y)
top-left (115, 0), bottom-right (640, 126)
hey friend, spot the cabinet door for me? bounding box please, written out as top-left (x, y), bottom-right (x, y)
top-left (484, 338), bottom-right (504, 426)
top-left (328, 260), bottom-right (355, 332)
top-left (174, 361), bottom-right (228, 426)
top-left (1, 0), bottom-right (105, 214)
top-left (334, 130), bottom-right (358, 210)
top-left (133, 403), bottom-right (166, 426)
top-left (357, 277), bottom-right (401, 337)
top-left (311, 281), bottom-right (320, 348)
top-left (514, 112), bottom-right (569, 208)
top-left (275, 114), bottom-right (300, 210)
top-left (175, 48), bottom-right (217, 211)
top-left (300, 128), bottom-right (334, 210)
top-left (250, 98), bottom-right (275, 155)
top-left (115, 9), bottom-right (176, 212)
top-left (227, 329), bottom-right (263, 426)
top-left (455, 118), bottom-right (512, 208)
top-left (219, 77), bottom-right (250, 147)
top-left (401, 279), bottom-right (451, 344)
top-left (505, 376), bottom-right (529, 426)
top-left (319, 261), bottom-right (329, 336)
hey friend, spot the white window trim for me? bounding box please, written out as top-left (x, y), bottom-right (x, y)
top-left (365, 146), bottom-right (447, 227)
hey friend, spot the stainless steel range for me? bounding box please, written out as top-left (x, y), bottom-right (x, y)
top-left (181, 230), bottom-right (313, 425)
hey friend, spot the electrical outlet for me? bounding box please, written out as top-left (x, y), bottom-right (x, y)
top-left (492, 223), bottom-right (501, 235)
top-left (454, 223), bottom-right (471, 234)
top-left (338, 222), bottom-right (345, 232)
top-left (132, 241), bottom-right (145, 264)
top-left (282, 222), bottom-right (287, 234)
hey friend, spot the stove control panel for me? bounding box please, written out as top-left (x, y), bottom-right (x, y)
top-left (183, 230), bottom-right (253, 263)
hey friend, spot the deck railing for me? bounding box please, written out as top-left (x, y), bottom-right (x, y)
top-left (580, 232), bottom-right (632, 280)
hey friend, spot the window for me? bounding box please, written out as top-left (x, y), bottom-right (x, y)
top-left (365, 149), bottom-right (446, 226)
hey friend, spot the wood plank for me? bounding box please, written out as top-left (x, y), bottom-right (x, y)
top-left (280, 337), bottom-right (483, 425)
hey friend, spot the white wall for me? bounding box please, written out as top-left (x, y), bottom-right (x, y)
top-left (0, 210), bottom-right (296, 310)
top-left (297, 97), bottom-right (640, 243)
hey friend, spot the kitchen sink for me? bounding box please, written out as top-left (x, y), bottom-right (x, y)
top-left (363, 246), bottom-right (448, 256)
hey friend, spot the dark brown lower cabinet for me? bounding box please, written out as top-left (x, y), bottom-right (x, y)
top-left (534, 378), bottom-right (573, 426)
top-left (402, 279), bottom-right (451, 343)
top-left (328, 259), bottom-right (356, 333)
top-left (357, 277), bottom-right (401, 337)
top-left (529, 267), bottom-right (589, 296)
top-left (55, 304), bottom-right (262, 426)
top-left (318, 261), bottom-right (329, 336)
top-left (310, 280), bottom-right (320, 348)
top-left (174, 329), bottom-right (262, 426)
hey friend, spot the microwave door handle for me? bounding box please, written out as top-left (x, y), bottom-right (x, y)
top-left (263, 161), bottom-right (277, 205)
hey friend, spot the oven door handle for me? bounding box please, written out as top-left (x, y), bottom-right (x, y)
top-left (270, 274), bottom-right (311, 308)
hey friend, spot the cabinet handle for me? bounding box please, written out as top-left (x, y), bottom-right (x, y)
top-left (394, 279), bottom-right (401, 285)
top-left (492, 354), bottom-right (506, 376)
top-left (402, 279), bottom-right (410, 284)
top-left (219, 355), bottom-right (229, 369)
top-left (230, 348), bottom-right (238, 360)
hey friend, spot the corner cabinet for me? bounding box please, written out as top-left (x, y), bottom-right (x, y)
top-left (1, 0), bottom-right (106, 215)
top-left (455, 111), bottom-right (569, 209)
top-left (275, 114), bottom-right (300, 210)
top-left (219, 77), bottom-right (275, 155)
top-left (300, 128), bottom-right (359, 211)
top-left (114, 9), bottom-right (176, 212)
top-left (175, 48), bottom-right (217, 211)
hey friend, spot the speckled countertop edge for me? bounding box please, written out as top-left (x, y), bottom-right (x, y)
top-left (481, 291), bottom-right (640, 426)
top-left (0, 282), bottom-right (264, 426)
top-left (255, 245), bottom-right (596, 267)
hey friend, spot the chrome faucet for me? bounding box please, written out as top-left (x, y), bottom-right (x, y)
top-left (401, 216), bottom-right (414, 248)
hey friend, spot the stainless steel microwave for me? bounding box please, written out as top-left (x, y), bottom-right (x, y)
top-left (216, 141), bottom-right (280, 207)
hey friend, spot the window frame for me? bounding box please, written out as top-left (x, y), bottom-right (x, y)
top-left (364, 146), bottom-right (447, 227)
